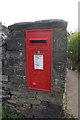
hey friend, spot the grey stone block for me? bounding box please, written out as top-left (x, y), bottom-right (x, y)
top-left (9, 30), bottom-right (25, 38)
top-left (18, 89), bottom-right (36, 99)
top-left (53, 29), bottom-right (67, 52)
top-left (0, 90), bottom-right (2, 96)
top-left (36, 91), bottom-right (62, 104)
top-left (52, 77), bottom-right (65, 87)
top-left (2, 53), bottom-right (5, 60)
top-left (4, 51), bottom-right (26, 67)
top-left (31, 104), bottom-right (62, 118)
top-left (15, 68), bottom-right (26, 76)
top-left (0, 75), bottom-right (2, 81)
top-left (6, 38), bottom-right (26, 50)
top-left (0, 61), bottom-right (2, 67)
top-left (52, 51), bottom-right (67, 63)
top-left (0, 54), bottom-right (2, 60)
top-left (3, 59), bottom-right (8, 67)
top-left (0, 67), bottom-right (2, 74)
top-left (53, 62), bottom-right (66, 74)
top-left (3, 82), bottom-right (25, 91)
top-left (2, 75), bottom-right (8, 82)
top-left (6, 51), bottom-right (26, 61)
top-left (0, 84), bottom-right (2, 90)
top-left (7, 99), bottom-right (18, 104)
top-left (2, 95), bottom-right (10, 99)
top-left (3, 67), bottom-right (26, 76)
top-left (0, 40), bottom-right (2, 47)
top-left (2, 67), bottom-right (14, 75)
top-left (21, 98), bottom-right (40, 105)
top-left (11, 91), bottom-right (21, 96)
top-left (14, 104), bottom-right (32, 118)
top-left (2, 39), bottom-right (6, 46)
top-left (9, 75), bottom-right (26, 84)
top-left (2, 46), bottom-right (6, 54)
top-left (2, 82), bottom-right (10, 91)
top-left (7, 58), bottom-right (26, 67)
top-left (2, 46), bottom-right (6, 60)
top-left (0, 47), bottom-right (2, 55)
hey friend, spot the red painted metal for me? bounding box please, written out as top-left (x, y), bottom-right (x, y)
top-left (26, 29), bottom-right (52, 92)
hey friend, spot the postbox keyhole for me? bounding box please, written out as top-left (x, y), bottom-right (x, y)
top-left (37, 50), bottom-right (40, 53)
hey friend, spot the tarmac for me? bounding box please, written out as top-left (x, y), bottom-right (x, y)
top-left (66, 69), bottom-right (78, 118)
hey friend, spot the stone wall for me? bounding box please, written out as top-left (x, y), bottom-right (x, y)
top-left (2, 19), bottom-right (68, 118)
top-left (0, 22), bottom-right (2, 119)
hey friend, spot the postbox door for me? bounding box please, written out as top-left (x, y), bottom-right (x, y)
top-left (26, 29), bottom-right (52, 92)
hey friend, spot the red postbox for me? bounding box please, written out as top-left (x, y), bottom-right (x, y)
top-left (26, 29), bottom-right (52, 92)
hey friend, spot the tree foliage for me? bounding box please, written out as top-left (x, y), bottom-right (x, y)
top-left (68, 32), bottom-right (80, 64)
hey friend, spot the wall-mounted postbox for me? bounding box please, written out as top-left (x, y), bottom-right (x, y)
top-left (26, 29), bottom-right (52, 92)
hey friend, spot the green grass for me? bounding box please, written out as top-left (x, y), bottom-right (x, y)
top-left (2, 107), bottom-right (25, 119)
top-left (0, 106), bottom-right (2, 120)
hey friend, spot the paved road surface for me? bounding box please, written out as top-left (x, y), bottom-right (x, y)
top-left (66, 69), bottom-right (78, 118)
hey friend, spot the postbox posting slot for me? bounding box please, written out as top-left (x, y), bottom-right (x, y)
top-left (30, 40), bottom-right (47, 43)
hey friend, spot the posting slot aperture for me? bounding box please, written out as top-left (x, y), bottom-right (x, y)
top-left (30, 40), bottom-right (47, 43)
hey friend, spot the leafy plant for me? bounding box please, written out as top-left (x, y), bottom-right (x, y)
top-left (68, 32), bottom-right (78, 62)
top-left (2, 107), bottom-right (25, 119)
top-left (68, 32), bottom-right (80, 69)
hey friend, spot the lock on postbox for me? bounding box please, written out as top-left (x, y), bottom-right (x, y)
top-left (26, 29), bottom-right (52, 92)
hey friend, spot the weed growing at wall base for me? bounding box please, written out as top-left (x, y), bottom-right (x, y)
top-left (2, 107), bottom-right (25, 119)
